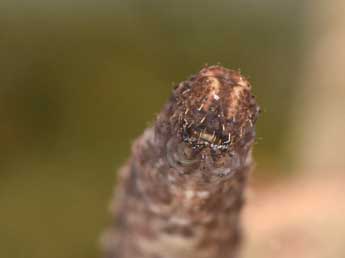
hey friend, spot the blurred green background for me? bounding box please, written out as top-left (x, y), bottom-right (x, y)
top-left (0, 1), bottom-right (308, 258)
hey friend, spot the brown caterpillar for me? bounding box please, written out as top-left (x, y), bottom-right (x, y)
top-left (102, 65), bottom-right (260, 258)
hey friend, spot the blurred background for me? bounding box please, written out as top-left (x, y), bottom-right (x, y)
top-left (1, 1), bottom-right (344, 258)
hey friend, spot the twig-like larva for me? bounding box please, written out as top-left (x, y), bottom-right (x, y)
top-left (102, 65), bottom-right (260, 258)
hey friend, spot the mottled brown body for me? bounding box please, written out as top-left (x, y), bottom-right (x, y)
top-left (103, 66), bottom-right (260, 258)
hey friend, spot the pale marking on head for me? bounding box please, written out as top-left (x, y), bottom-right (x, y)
top-left (227, 85), bottom-right (246, 117)
top-left (202, 76), bottom-right (221, 111)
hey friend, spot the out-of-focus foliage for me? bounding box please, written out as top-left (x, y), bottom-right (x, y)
top-left (0, 1), bottom-right (306, 258)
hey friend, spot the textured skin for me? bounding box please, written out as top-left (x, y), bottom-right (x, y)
top-left (103, 66), bottom-right (260, 258)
